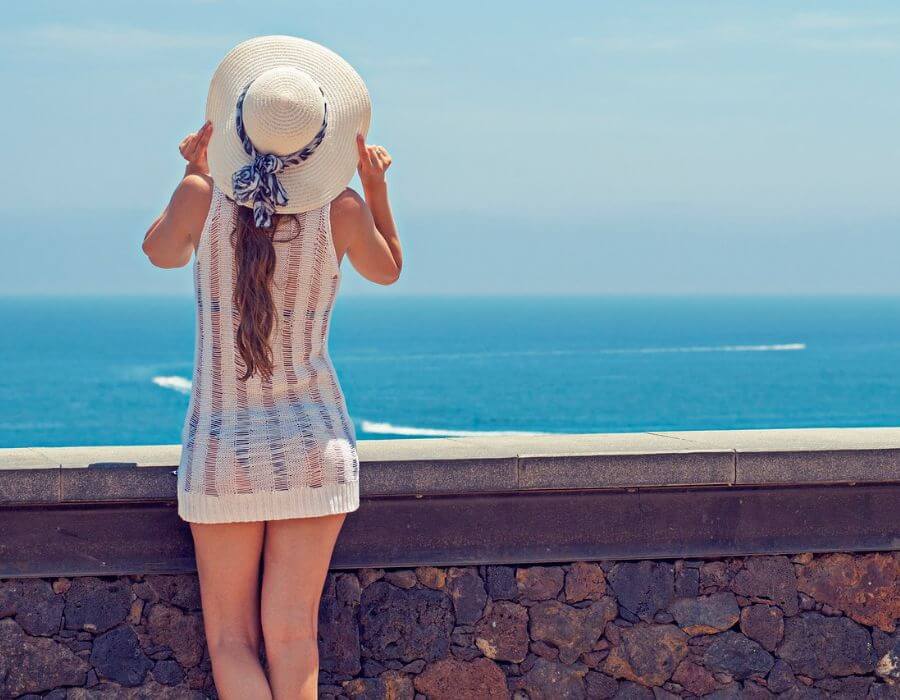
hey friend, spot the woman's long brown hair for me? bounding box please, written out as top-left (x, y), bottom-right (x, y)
top-left (231, 205), bottom-right (279, 381)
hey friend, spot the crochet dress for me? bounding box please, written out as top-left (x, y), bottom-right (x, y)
top-left (177, 186), bottom-right (359, 523)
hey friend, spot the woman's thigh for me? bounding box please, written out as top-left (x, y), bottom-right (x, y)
top-left (190, 521), bottom-right (266, 647)
top-left (259, 513), bottom-right (347, 640)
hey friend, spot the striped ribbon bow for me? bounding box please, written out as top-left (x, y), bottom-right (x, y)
top-left (231, 84), bottom-right (328, 229)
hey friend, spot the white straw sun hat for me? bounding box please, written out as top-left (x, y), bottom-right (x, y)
top-left (205, 35), bottom-right (371, 226)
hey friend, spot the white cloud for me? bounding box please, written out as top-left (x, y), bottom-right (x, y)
top-left (789, 12), bottom-right (900, 31)
top-left (569, 11), bottom-right (900, 56)
top-left (788, 11), bottom-right (900, 54)
top-left (794, 37), bottom-right (900, 53)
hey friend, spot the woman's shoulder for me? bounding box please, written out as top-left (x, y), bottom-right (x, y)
top-left (171, 173), bottom-right (215, 222)
top-left (330, 187), bottom-right (366, 215)
top-left (330, 187), bottom-right (371, 230)
top-left (170, 173), bottom-right (214, 229)
top-left (179, 172), bottom-right (215, 198)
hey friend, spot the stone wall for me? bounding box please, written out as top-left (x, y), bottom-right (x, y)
top-left (1, 552), bottom-right (898, 699)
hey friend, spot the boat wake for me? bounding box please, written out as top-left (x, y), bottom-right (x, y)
top-left (152, 376), bottom-right (192, 395)
top-left (623, 343), bottom-right (806, 354)
top-left (339, 343), bottom-right (807, 362)
top-left (360, 420), bottom-right (549, 438)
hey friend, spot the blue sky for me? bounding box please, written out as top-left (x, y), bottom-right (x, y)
top-left (1, 1), bottom-right (898, 295)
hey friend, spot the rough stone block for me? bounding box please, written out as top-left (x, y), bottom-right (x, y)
top-left (474, 601), bottom-right (529, 662)
top-left (703, 630), bottom-right (774, 680)
top-left (516, 566), bottom-right (565, 602)
top-left (0, 618), bottom-right (88, 697)
top-left (796, 552), bottom-right (900, 633)
top-left (740, 604), bottom-right (784, 652)
top-left (671, 659), bottom-right (718, 696)
top-left (729, 556), bottom-right (799, 616)
top-left (415, 566), bottom-right (446, 590)
top-left (778, 612), bottom-right (877, 679)
top-left (319, 574), bottom-right (362, 677)
top-left (447, 567), bottom-right (487, 625)
top-left (565, 561), bottom-right (607, 603)
top-left (143, 575), bottom-right (202, 611)
top-left (485, 565), bottom-right (518, 601)
top-left (64, 577), bottom-right (132, 633)
top-left (512, 657), bottom-right (588, 699)
top-left (608, 561), bottom-right (675, 622)
top-left (90, 626), bottom-right (153, 687)
top-left (603, 623), bottom-right (688, 687)
top-left (145, 603), bottom-right (204, 668)
top-left (0, 578), bottom-right (64, 636)
top-left (360, 581), bottom-right (454, 663)
top-left (414, 657), bottom-right (508, 699)
top-left (384, 569), bottom-right (418, 589)
top-left (529, 598), bottom-right (617, 665)
top-left (668, 592), bottom-right (740, 635)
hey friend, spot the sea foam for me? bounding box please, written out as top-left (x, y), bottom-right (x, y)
top-left (624, 343), bottom-right (806, 354)
top-left (152, 376), bottom-right (193, 395)
top-left (339, 343), bottom-right (807, 362)
top-left (360, 420), bottom-right (548, 438)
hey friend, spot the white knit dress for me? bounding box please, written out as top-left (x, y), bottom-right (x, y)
top-left (177, 186), bottom-right (359, 523)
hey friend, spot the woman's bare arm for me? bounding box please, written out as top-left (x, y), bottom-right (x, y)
top-left (142, 122), bottom-right (214, 268)
top-left (331, 135), bottom-right (402, 285)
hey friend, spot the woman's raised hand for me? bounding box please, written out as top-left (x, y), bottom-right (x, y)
top-left (356, 133), bottom-right (392, 190)
top-left (179, 121), bottom-right (213, 176)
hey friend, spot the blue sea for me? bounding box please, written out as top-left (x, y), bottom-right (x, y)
top-left (2, 296), bottom-right (900, 448)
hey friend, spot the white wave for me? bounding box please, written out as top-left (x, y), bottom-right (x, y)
top-left (339, 343), bottom-right (807, 362)
top-left (624, 343), bottom-right (806, 354)
top-left (152, 375), bottom-right (193, 395)
top-left (360, 420), bottom-right (549, 438)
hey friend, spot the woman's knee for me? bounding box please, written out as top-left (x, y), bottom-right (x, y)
top-left (261, 605), bottom-right (318, 646)
top-left (206, 629), bottom-right (262, 660)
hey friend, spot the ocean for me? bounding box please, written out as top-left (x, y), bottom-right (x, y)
top-left (2, 295), bottom-right (900, 448)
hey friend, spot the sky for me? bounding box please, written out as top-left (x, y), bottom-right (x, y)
top-left (0, 1), bottom-right (898, 296)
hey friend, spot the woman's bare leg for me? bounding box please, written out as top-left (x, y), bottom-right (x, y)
top-left (190, 521), bottom-right (272, 700)
top-left (260, 513), bottom-right (347, 700)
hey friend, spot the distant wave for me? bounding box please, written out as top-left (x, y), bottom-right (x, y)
top-left (150, 343), bottom-right (803, 398)
top-left (625, 343), bottom-right (806, 354)
top-left (152, 375), bottom-right (192, 395)
top-left (339, 343), bottom-right (806, 362)
top-left (360, 420), bottom-right (549, 438)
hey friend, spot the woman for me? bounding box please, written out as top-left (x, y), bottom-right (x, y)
top-left (141, 36), bottom-right (401, 699)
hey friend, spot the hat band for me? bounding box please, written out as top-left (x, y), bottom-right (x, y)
top-left (231, 83), bottom-right (329, 228)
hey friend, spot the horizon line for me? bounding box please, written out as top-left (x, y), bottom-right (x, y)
top-left (4, 292), bottom-right (900, 300)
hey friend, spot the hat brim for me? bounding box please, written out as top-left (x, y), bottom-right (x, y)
top-left (205, 35), bottom-right (371, 214)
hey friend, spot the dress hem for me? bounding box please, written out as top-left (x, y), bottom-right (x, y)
top-left (178, 482), bottom-right (360, 523)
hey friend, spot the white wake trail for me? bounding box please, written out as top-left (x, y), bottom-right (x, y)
top-left (624, 343), bottom-right (806, 354)
top-left (360, 420), bottom-right (549, 438)
top-left (152, 376), bottom-right (193, 395)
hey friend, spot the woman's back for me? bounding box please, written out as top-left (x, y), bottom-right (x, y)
top-left (141, 35), bottom-right (402, 699)
top-left (178, 186), bottom-right (359, 523)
